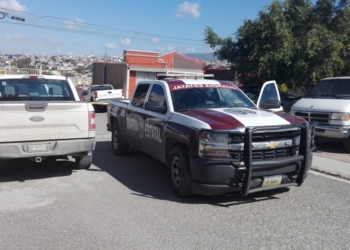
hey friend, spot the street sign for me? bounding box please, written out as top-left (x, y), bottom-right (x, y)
top-left (11, 16), bottom-right (25, 22)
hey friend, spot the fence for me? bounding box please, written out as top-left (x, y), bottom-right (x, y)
top-left (0, 68), bottom-right (41, 75)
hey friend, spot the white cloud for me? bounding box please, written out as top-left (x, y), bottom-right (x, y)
top-left (76, 18), bottom-right (85, 25)
top-left (57, 49), bottom-right (63, 55)
top-left (151, 38), bottom-right (159, 44)
top-left (176, 2), bottom-right (200, 18)
top-left (63, 21), bottom-right (75, 30)
top-left (119, 38), bottom-right (131, 46)
top-left (167, 46), bottom-right (175, 52)
top-left (187, 47), bottom-right (195, 53)
top-left (4, 34), bottom-right (23, 41)
top-left (0, 0), bottom-right (27, 11)
top-left (104, 43), bottom-right (115, 50)
top-left (63, 18), bottom-right (85, 30)
top-left (157, 46), bottom-right (176, 53)
top-left (47, 38), bottom-right (58, 44)
top-left (67, 51), bottom-right (73, 56)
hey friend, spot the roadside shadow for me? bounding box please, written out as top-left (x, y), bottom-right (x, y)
top-left (0, 158), bottom-right (75, 183)
top-left (314, 138), bottom-right (348, 154)
top-left (91, 141), bottom-right (290, 207)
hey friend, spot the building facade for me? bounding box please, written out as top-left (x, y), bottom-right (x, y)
top-left (93, 50), bottom-right (205, 98)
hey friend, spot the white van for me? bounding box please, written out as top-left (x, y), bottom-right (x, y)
top-left (290, 77), bottom-right (350, 151)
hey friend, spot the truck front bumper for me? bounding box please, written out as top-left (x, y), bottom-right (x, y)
top-left (0, 138), bottom-right (96, 159)
top-left (314, 124), bottom-right (350, 139)
top-left (190, 153), bottom-right (313, 196)
top-left (189, 124), bottom-right (315, 196)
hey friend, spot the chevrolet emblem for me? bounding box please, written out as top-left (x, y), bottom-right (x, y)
top-left (266, 141), bottom-right (279, 149)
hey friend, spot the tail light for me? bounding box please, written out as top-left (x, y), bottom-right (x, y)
top-left (22, 75), bottom-right (44, 79)
top-left (94, 91), bottom-right (98, 99)
top-left (89, 111), bottom-right (96, 131)
top-left (122, 89), bottom-right (124, 97)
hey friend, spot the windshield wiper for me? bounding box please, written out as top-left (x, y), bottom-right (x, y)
top-left (309, 94), bottom-right (342, 99)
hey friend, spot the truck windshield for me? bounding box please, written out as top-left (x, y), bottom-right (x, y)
top-left (0, 79), bottom-right (75, 101)
top-left (309, 79), bottom-right (350, 98)
top-left (172, 87), bottom-right (255, 112)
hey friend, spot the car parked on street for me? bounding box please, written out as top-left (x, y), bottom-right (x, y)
top-left (107, 75), bottom-right (315, 197)
top-left (0, 75), bottom-right (96, 168)
top-left (78, 89), bottom-right (88, 101)
top-left (290, 76), bottom-right (350, 151)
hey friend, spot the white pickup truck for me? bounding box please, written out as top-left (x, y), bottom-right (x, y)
top-left (107, 77), bottom-right (315, 197)
top-left (84, 84), bottom-right (123, 112)
top-left (0, 75), bottom-right (96, 169)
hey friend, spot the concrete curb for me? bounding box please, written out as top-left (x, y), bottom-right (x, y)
top-left (311, 155), bottom-right (350, 181)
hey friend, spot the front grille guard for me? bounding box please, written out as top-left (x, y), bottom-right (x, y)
top-left (240, 123), bottom-right (316, 196)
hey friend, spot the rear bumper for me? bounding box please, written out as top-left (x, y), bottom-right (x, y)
top-left (0, 138), bottom-right (96, 159)
top-left (91, 101), bottom-right (109, 106)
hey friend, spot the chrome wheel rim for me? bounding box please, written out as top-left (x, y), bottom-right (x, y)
top-left (171, 156), bottom-right (182, 188)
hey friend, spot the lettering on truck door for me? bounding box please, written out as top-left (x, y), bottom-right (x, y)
top-left (141, 83), bottom-right (168, 162)
top-left (126, 84), bottom-right (150, 147)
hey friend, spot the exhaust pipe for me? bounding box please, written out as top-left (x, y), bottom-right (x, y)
top-left (35, 157), bottom-right (42, 163)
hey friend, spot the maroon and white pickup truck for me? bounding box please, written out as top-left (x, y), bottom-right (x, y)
top-left (106, 77), bottom-right (315, 197)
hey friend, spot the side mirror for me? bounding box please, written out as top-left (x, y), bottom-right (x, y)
top-left (260, 99), bottom-right (281, 109)
top-left (145, 101), bottom-right (167, 114)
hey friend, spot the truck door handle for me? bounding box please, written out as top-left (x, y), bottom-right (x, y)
top-left (25, 103), bottom-right (48, 112)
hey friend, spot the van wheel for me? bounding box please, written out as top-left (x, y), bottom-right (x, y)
top-left (169, 146), bottom-right (192, 197)
top-left (112, 124), bottom-right (129, 156)
top-left (75, 154), bottom-right (92, 169)
top-left (343, 138), bottom-right (350, 152)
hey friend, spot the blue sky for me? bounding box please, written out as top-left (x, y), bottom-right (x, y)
top-left (0, 0), bottom-right (275, 56)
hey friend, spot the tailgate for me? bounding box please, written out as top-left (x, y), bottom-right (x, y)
top-left (96, 90), bottom-right (123, 100)
top-left (0, 102), bottom-right (91, 142)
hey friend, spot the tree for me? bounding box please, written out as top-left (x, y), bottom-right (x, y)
top-left (204, 0), bottom-right (350, 93)
top-left (12, 57), bottom-right (34, 68)
top-left (76, 66), bottom-right (86, 74)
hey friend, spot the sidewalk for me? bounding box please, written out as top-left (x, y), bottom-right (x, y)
top-left (311, 155), bottom-right (350, 180)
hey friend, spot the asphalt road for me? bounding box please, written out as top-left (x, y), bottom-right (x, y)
top-left (1, 112), bottom-right (350, 250)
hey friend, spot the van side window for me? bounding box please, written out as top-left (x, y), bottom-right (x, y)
top-left (148, 84), bottom-right (166, 107)
top-left (132, 84), bottom-right (150, 108)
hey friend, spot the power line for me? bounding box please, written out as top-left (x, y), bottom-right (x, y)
top-left (0, 7), bottom-right (204, 42)
top-left (1, 20), bottom-right (208, 48)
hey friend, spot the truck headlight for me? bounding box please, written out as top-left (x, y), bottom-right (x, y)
top-left (331, 112), bottom-right (350, 120)
top-left (199, 132), bottom-right (229, 157)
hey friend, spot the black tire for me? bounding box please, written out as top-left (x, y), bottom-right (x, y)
top-left (75, 154), bottom-right (92, 169)
top-left (343, 138), bottom-right (350, 152)
top-left (112, 123), bottom-right (129, 156)
top-left (168, 145), bottom-right (192, 197)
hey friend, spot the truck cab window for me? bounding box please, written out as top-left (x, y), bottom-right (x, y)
top-left (132, 84), bottom-right (150, 108)
top-left (148, 84), bottom-right (166, 107)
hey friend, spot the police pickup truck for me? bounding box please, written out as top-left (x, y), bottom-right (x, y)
top-left (107, 75), bottom-right (315, 197)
